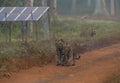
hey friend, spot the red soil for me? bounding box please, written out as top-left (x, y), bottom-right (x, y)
top-left (0, 43), bottom-right (120, 83)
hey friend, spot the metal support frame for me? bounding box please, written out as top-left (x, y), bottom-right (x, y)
top-left (42, 11), bottom-right (50, 40)
top-left (0, 7), bottom-right (50, 43)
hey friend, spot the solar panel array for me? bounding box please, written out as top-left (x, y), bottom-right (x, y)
top-left (0, 7), bottom-right (49, 21)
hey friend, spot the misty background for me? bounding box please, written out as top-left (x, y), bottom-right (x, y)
top-left (0, 0), bottom-right (120, 17)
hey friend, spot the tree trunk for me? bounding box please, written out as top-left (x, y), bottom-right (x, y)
top-left (102, 0), bottom-right (109, 16)
top-left (110, 0), bottom-right (115, 16)
top-left (25, 0), bottom-right (34, 33)
top-left (41, 0), bottom-right (45, 5)
top-left (88, 0), bottom-right (91, 6)
top-left (23, 0), bottom-right (34, 42)
top-left (41, 0), bottom-right (50, 39)
top-left (72, 0), bottom-right (76, 12)
top-left (53, 0), bottom-right (57, 22)
top-left (94, 0), bottom-right (103, 16)
top-left (24, 0), bottom-right (34, 7)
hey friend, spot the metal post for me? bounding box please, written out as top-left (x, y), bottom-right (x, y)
top-left (35, 22), bottom-right (38, 41)
top-left (25, 22), bottom-right (28, 43)
top-left (8, 22), bottom-right (12, 42)
top-left (31, 12), bottom-right (34, 41)
top-left (47, 9), bottom-right (51, 37)
top-left (22, 21), bottom-right (28, 43)
top-left (43, 11), bottom-right (50, 40)
top-left (5, 12), bottom-right (8, 43)
top-left (33, 22), bottom-right (35, 41)
top-left (21, 22), bottom-right (24, 42)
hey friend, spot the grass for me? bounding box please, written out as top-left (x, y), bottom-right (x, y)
top-left (52, 17), bottom-right (120, 50)
top-left (0, 16), bottom-right (120, 76)
top-left (0, 41), bottom-right (55, 71)
top-left (52, 16), bottom-right (120, 39)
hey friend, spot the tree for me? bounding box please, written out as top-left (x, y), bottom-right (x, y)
top-left (94, 0), bottom-right (109, 16)
top-left (72, 0), bottom-right (76, 12)
top-left (94, 0), bottom-right (103, 16)
top-left (24, 0), bottom-right (34, 6)
top-left (110, 0), bottom-right (115, 16)
top-left (53, 0), bottom-right (57, 22)
top-left (41, 0), bottom-right (50, 39)
top-left (22, 0), bottom-right (34, 42)
top-left (0, 0), bottom-right (18, 6)
top-left (41, 0), bottom-right (46, 6)
top-left (88, 0), bottom-right (91, 6)
top-left (24, 0), bottom-right (34, 33)
top-left (102, 0), bottom-right (109, 16)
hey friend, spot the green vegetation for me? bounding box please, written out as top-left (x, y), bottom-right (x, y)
top-left (0, 16), bottom-right (120, 78)
top-left (52, 16), bottom-right (120, 42)
top-left (0, 41), bottom-right (54, 76)
top-left (0, 0), bottom-right (120, 80)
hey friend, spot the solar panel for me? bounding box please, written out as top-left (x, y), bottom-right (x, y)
top-left (0, 7), bottom-right (49, 21)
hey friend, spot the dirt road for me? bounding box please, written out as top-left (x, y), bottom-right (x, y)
top-left (0, 43), bottom-right (120, 83)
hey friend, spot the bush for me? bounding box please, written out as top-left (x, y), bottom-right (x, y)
top-left (0, 41), bottom-right (55, 73)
